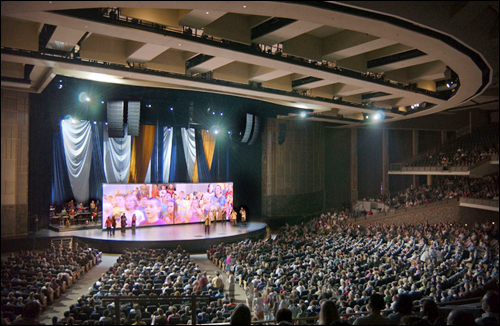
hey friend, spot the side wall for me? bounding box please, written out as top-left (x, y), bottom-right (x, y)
top-left (261, 118), bottom-right (325, 217)
top-left (1, 89), bottom-right (29, 236)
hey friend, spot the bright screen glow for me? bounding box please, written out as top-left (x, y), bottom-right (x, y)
top-left (102, 182), bottom-right (233, 229)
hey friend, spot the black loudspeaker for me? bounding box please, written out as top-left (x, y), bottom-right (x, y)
top-left (127, 101), bottom-right (141, 136)
top-left (107, 101), bottom-right (125, 138)
top-left (248, 116), bottom-right (261, 145)
top-left (241, 113), bottom-right (254, 143)
top-left (278, 123), bottom-right (287, 145)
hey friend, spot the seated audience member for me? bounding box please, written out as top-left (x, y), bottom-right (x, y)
top-left (230, 303), bottom-right (251, 325)
top-left (318, 300), bottom-right (341, 325)
top-left (353, 293), bottom-right (391, 325)
top-left (275, 307), bottom-right (293, 325)
top-left (476, 291), bottom-right (499, 325)
top-left (11, 300), bottom-right (43, 325)
top-left (447, 309), bottom-right (476, 325)
top-left (419, 298), bottom-right (441, 325)
top-left (387, 293), bottom-right (415, 324)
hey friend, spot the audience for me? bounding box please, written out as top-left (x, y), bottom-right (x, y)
top-left (230, 303), bottom-right (251, 325)
top-left (475, 290), bottom-right (499, 325)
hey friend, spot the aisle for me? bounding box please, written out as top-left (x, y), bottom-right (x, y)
top-left (38, 253), bottom-right (120, 325)
top-left (190, 254), bottom-right (248, 303)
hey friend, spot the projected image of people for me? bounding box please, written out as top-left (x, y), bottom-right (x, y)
top-left (102, 182), bottom-right (234, 229)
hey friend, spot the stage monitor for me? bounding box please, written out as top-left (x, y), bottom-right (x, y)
top-left (102, 182), bottom-right (234, 229)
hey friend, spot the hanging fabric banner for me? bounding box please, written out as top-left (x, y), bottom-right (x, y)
top-left (61, 119), bottom-right (92, 204)
top-left (103, 124), bottom-right (132, 183)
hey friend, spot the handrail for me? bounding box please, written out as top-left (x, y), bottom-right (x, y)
top-left (51, 8), bottom-right (451, 103)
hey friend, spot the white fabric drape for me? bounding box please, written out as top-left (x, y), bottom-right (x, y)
top-left (181, 128), bottom-right (196, 182)
top-left (61, 120), bottom-right (93, 204)
top-left (162, 127), bottom-right (173, 183)
top-left (145, 160), bottom-right (151, 183)
top-left (103, 125), bottom-right (132, 183)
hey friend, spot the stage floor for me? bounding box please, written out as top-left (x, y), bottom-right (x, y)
top-left (31, 222), bottom-right (268, 253)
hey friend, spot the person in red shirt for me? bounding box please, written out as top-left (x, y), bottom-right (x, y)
top-left (105, 216), bottom-right (113, 236)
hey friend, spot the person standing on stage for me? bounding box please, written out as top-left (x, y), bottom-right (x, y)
top-left (105, 216), bottom-right (113, 236)
top-left (120, 213), bottom-right (127, 235)
top-left (205, 210), bottom-right (212, 235)
top-left (230, 208), bottom-right (237, 226)
top-left (240, 207), bottom-right (247, 226)
top-left (131, 213), bottom-right (136, 235)
top-left (111, 215), bottom-right (117, 236)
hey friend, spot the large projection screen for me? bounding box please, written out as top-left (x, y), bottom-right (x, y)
top-left (102, 182), bottom-right (233, 229)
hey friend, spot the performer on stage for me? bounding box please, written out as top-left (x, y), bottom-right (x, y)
top-left (120, 213), bottom-right (127, 235)
top-left (105, 216), bottom-right (113, 236)
top-left (230, 208), bottom-right (237, 226)
top-left (111, 215), bottom-right (117, 236)
top-left (205, 211), bottom-right (212, 235)
top-left (240, 207), bottom-right (247, 226)
top-left (131, 213), bottom-right (136, 235)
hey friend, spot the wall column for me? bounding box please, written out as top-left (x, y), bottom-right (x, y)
top-left (381, 129), bottom-right (390, 196)
top-left (350, 128), bottom-right (358, 206)
top-left (412, 130), bottom-right (419, 187)
top-left (427, 174), bottom-right (433, 186)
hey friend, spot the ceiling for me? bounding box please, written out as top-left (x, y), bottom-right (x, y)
top-left (1, 1), bottom-right (498, 127)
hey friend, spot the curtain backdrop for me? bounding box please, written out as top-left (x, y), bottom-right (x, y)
top-left (128, 125), bottom-right (156, 183)
top-left (162, 127), bottom-right (173, 183)
top-left (61, 120), bottom-right (93, 204)
top-left (51, 130), bottom-right (73, 205)
top-left (89, 122), bottom-right (106, 201)
top-left (194, 129), bottom-right (211, 182)
top-left (103, 125), bottom-right (131, 183)
top-left (52, 122), bottom-right (229, 205)
top-left (201, 129), bottom-right (216, 171)
top-left (181, 128), bottom-right (196, 182)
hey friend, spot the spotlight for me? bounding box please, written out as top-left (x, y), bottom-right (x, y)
top-left (93, 121), bottom-right (97, 124)
top-left (210, 126), bottom-right (221, 136)
top-left (299, 111), bottom-right (307, 118)
top-left (170, 107), bottom-right (173, 111)
top-left (374, 110), bottom-right (385, 120)
top-left (58, 84), bottom-right (63, 89)
top-left (78, 92), bottom-right (90, 103)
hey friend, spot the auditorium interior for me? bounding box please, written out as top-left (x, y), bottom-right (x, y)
top-left (1, 1), bottom-right (499, 325)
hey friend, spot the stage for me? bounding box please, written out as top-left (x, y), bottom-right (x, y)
top-left (20, 222), bottom-right (268, 254)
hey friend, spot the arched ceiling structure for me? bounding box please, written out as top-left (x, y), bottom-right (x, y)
top-left (1, 1), bottom-right (498, 127)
